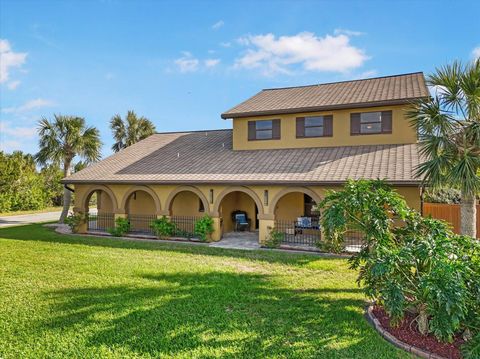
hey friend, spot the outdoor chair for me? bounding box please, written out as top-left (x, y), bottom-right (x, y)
top-left (234, 213), bottom-right (250, 232)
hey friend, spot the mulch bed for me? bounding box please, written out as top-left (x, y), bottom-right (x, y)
top-left (372, 306), bottom-right (464, 359)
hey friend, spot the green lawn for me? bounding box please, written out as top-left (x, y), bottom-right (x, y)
top-left (0, 224), bottom-right (408, 358)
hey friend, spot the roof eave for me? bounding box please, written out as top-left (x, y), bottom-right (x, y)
top-left (221, 98), bottom-right (426, 119)
top-left (61, 178), bottom-right (422, 187)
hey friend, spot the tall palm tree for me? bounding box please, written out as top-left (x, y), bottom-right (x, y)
top-left (409, 60), bottom-right (480, 237)
top-left (35, 115), bottom-right (101, 223)
top-left (110, 110), bottom-right (156, 152)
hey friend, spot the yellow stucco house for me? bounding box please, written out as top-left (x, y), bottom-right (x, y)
top-left (63, 72), bottom-right (429, 247)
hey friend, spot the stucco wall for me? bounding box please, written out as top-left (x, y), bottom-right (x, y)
top-left (97, 191), bottom-right (113, 213)
top-left (274, 192), bottom-right (304, 221)
top-left (171, 191), bottom-right (204, 216)
top-left (232, 104), bottom-right (417, 150)
top-left (126, 190), bottom-right (157, 215)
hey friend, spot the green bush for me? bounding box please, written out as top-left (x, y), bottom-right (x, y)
top-left (150, 216), bottom-right (176, 239)
top-left (424, 187), bottom-right (462, 204)
top-left (0, 151), bottom-right (67, 212)
top-left (194, 215), bottom-right (214, 241)
top-left (64, 212), bottom-right (85, 233)
top-left (108, 217), bottom-right (131, 237)
top-left (320, 179), bottom-right (480, 354)
top-left (264, 227), bottom-right (284, 248)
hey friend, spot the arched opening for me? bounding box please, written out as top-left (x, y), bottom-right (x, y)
top-left (169, 190), bottom-right (209, 238)
top-left (124, 190), bottom-right (158, 234)
top-left (217, 191), bottom-right (260, 241)
top-left (273, 190), bottom-right (321, 248)
top-left (84, 188), bottom-right (116, 232)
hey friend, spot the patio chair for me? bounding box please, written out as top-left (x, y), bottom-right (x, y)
top-left (234, 213), bottom-right (250, 232)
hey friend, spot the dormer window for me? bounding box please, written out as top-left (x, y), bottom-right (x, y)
top-left (350, 111), bottom-right (392, 135)
top-left (296, 115), bottom-right (333, 138)
top-left (248, 119), bottom-right (280, 141)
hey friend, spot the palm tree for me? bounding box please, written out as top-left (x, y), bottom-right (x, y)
top-left (409, 60), bottom-right (480, 237)
top-left (110, 110), bottom-right (156, 152)
top-left (35, 115), bottom-right (101, 223)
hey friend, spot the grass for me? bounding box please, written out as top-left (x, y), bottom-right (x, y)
top-left (0, 224), bottom-right (408, 359)
top-left (0, 206), bottom-right (64, 217)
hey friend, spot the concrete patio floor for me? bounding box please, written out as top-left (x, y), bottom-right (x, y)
top-left (210, 231), bottom-right (260, 250)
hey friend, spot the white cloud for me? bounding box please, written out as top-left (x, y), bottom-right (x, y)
top-left (429, 85), bottom-right (448, 97)
top-left (0, 121), bottom-right (37, 153)
top-left (0, 139), bottom-right (23, 152)
top-left (0, 121), bottom-right (37, 138)
top-left (2, 98), bottom-right (54, 114)
top-left (205, 58), bottom-right (221, 67)
top-left (212, 20), bottom-right (224, 30)
top-left (357, 69), bottom-right (378, 79)
top-left (235, 32), bottom-right (369, 75)
top-left (473, 46), bottom-right (480, 60)
top-left (7, 80), bottom-right (21, 90)
top-left (220, 42), bottom-right (231, 48)
top-left (0, 39), bottom-right (27, 84)
top-left (334, 28), bottom-right (365, 37)
top-left (174, 52), bottom-right (200, 73)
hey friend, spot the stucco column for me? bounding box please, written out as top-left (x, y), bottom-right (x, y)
top-left (73, 206), bottom-right (87, 234)
top-left (156, 210), bottom-right (170, 219)
top-left (114, 209), bottom-right (126, 221)
top-left (210, 216), bottom-right (222, 242)
top-left (258, 214), bottom-right (275, 245)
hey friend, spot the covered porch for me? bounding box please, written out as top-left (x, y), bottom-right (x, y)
top-left (72, 183), bottom-right (385, 251)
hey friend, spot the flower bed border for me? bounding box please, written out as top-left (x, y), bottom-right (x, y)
top-left (365, 305), bottom-right (448, 359)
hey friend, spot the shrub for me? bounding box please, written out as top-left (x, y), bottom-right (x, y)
top-left (424, 187), bottom-right (462, 204)
top-left (194, 215), bottom-right (214, 241)
top-left (150, 216), bottom-right (176, 239)
top-left (108, 217), bottom-right (130, 237)
top-left (64, 212), bottom-right (84, 233)
top-left (319, 179), bottom-right (480, 354)
top-left (264, 227), bottom-right (283, 248)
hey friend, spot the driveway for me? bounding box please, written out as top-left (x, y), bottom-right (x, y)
top-left (0, 211), bottom-right (62, 228)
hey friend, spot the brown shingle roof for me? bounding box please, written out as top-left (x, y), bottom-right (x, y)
top-left (63, 130), bottom-right (421, 185)
top-left (221, 72), bottom-right (429, 119)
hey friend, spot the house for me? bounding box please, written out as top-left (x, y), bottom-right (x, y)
top-left (63, 72), bottom-right (429, 245)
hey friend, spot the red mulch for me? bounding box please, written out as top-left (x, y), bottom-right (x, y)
top-left (372, 306), bottom-right (464, 359)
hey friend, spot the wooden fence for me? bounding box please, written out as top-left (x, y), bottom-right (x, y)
top-left (423, 203), bottom-right (480, 238)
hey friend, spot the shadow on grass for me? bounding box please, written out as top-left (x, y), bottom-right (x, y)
top-left (0, 223), bottom-right (347, 267)
top-left (40, 271), bottom-right (390, 358)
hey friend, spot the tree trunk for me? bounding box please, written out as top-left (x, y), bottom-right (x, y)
top-left (59, 160), bottom-right (72, 223)
top-left (460, 192), bottom-right (477, 238)
top-left (417, 304), bottom-right (428, 335)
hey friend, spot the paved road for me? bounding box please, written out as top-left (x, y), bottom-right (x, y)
top-left (0, 211), bottom-right (62, 228)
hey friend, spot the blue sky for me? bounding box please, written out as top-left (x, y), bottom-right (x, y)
top-left (1, 0), bottom-right (479, 157)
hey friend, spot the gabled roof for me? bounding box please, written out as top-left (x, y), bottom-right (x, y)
top-left (221, 72), bottom-right (429, 119)
top-left (63, 130), bottom-right (422, 185)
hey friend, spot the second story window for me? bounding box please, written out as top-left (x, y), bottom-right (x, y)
top-left (248, 119), bottom-right (280, 140)
top-left (296, 115), bottom-right (333, 138)
top-left (350, 111), bottom-right (392, 135)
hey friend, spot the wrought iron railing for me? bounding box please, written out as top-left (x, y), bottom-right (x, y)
top-left (170, 215), bottom-right (201, 239)
top-left (274, 219), bottom-right (321, 247)
top-left (128, 214), bottom-right (157, 235)
top-left (273, 219), bottom-right (365, 252)
top-left (87, 212), bottom-right (115, 232)
top-left (343, 229), bottom-right (365, 252)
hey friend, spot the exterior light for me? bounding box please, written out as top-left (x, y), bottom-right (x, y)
top-left (264, 190), bottom-right (268, 205)
top-left (209, 189), bottom-right (214, 204)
